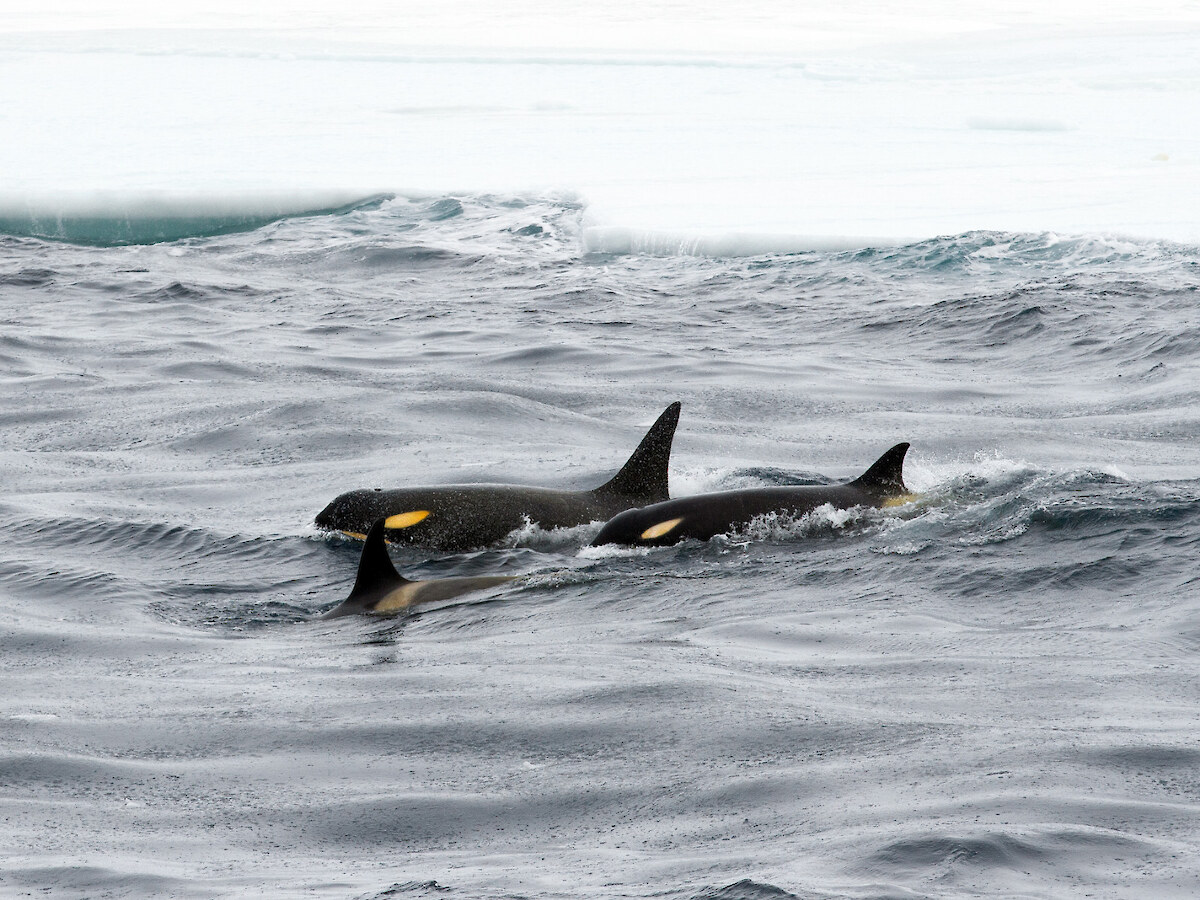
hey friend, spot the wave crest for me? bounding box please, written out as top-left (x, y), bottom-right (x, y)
top-left (0, 192), bottom-right (391, 246)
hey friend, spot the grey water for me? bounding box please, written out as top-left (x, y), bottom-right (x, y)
top-left (1, 194), bottom-right (1198, 899)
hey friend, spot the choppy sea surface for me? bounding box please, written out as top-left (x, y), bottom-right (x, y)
top-left (1, 195), bottom-right (1199, 899)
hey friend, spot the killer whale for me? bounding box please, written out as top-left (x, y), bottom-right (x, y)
top-left (316, 402), bottom-right (681, 552)
top-left (322, 519), bottom-right (517, 618)
top-left (591, 442), bottom-right (914, 547)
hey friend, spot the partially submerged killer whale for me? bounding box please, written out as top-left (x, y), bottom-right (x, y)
top-left (591, 442), bottom-right (914, 547)
top-left (323, 519), bottom-right (517, 618)
top-left (316, 402), bottom-right (681, 552)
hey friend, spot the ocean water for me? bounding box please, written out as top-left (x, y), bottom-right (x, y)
top-left (2, 194), bottom-right (1199, 898)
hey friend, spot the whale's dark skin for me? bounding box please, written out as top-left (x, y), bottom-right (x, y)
top-left (591, 442), bottom-right (913, 547)
top-left (316, 402), bottom-right (681, 552)
top-left (323, 519), bottom-right (517, 618)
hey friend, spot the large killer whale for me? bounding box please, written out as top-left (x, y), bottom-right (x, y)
top-left (323, 519), bottom-right (517, 618)
top-left (591, 442), bottom-right (914, 547)
top-left (316, 402), bottom-right (681, 552)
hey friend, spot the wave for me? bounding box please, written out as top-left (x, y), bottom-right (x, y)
top-left (0, 191), bottom-right (391, 246)
top-left (0, 510), bottom-right (337, 628)
top-left (583, 225), bottom-right (903, 257)
top-left (864, 825), bottom-right (1163, 890)
top-left (585, 222), bottom-right (1199, 262)
top-left (692, 880), bottom-right (819, 900)
top-left (4, 188), bottom-right (1193, 267)
top-left (359, 883), bottom-right (456, 900)
top-left (3, 865), bottom-right (193, 900)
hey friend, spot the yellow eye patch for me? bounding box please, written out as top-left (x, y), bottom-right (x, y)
top-left (384, 510), bottom-right (431, 529)
top-left (882, 494), bottom-right (920, 508)
top-left (339, 531), bottom-right (367, 540)
top-left (640, 517), bottom-right (684, 540)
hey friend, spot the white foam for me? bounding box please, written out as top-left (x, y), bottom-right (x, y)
top-left (499, 518), bottom-right (601, 552)
top-left (667, 465), bottom-right (750, 498)
top-left (576, 542), bottom-right (654, 559)
top-left (741, 503), bottom-right (867, 540)
top-left (907, 451), bottom-right (1043, 492)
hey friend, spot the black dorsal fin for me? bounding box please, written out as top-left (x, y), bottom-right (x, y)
top-left (593, 401), bottom-right (681, 502)
top-left (847, 442), bottom-right (910, 495)
top-left (348, 519), bottom-right (409, 600)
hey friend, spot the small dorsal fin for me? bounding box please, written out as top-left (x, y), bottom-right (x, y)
top-left (847, 442), bottom-right (910, 495)
top-left (348, 519), bottom-right (410, 600)
top-left (593, 402), bottom-right (681, 502)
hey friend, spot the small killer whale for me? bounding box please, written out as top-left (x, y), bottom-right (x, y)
top-left (323, 519), bottom-right (517, 618)
top-left (591, 442), bottom-right (915, 547)
top-left (316, 402), bottom-right (681, 552)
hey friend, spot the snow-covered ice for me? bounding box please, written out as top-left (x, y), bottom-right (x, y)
top-left (3, 1), bottom-right (1199, 248)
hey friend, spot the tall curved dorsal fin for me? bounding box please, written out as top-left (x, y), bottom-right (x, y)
top-left (348, 519), bottom-right (410, 600)
top-left (847, 442), bottom-right (910, 495)
top-left (593, 401), bottom-right (681, 502)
